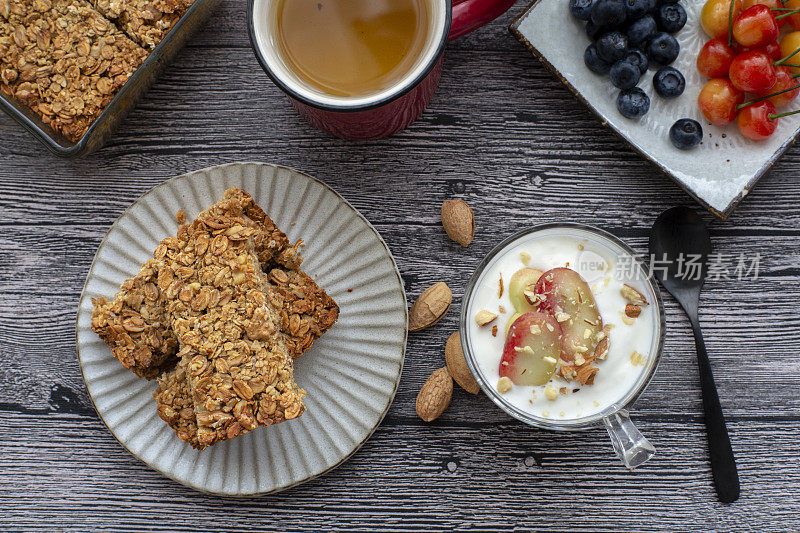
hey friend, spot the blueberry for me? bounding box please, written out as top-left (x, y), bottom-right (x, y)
top-left (626, 15), bottom-right (657, 48)
top-left (669, 118), bottom-right (703, 149)
top-left (623, 0), bottom-right (655, 20)
top-left (586, 20), bottom-right (606, 40)
top-left (624, 49), bottom-right (649, 74)
top-left (591, 0), bottom-right (627, 27)
top-left (570, 0), bottom-right (597, 20)
top-left (585, 43), bottom-right (612, 74)
top-left (617, 87), bottom-right (650, 119)
top-left (610, 60), bottom-right (642, 89)
top-left (596, 31), bottom-right (629, 63)
top-left (646, 32), bottom-right (679, 66)
top-left (657, 3), bottom-right (687, 33)
top-left (653, 66), bottom-right (685, 97)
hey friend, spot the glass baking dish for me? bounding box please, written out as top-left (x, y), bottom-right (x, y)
top-left (0, 0), bottom-right (220, 158)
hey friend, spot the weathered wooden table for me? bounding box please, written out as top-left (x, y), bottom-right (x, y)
top-left (1, 2), bottom-right (798, 531)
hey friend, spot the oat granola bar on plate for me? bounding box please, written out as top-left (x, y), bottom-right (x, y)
top-left (76, 163), bottom-right (407, 495)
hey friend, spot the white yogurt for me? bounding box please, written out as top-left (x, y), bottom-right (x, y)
top-left (464, 227), bottom-right (661, 423)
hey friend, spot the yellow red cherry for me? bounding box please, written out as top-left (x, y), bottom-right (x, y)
top-left (701, 0), bottom-right (743, 39)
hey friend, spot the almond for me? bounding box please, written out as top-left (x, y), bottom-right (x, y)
top-left (625, 303), bottom-right (642, 318)
top-left (620, 284), bottom-right (648, 305)
top-left (445, 331), bottom-right (479, 395)
top-left (594, 337), bottom-right (609, 360)
top-left (441, 199), bottom-right (474, 247)
top-left (416, 367), bottom-right (453, 422)
top-left (475, 309), bottom-right (497, 326)
top-left (409, 282), bottom-right (452, 332)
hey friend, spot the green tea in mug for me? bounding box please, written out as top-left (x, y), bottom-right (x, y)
top-left (273, 0), bottom-right (430, 97)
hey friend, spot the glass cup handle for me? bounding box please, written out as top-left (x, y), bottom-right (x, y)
top-left (602, 410), bottom-right (655, 469)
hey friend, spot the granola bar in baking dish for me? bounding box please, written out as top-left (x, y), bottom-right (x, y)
top-left (92, 0), bottom-right (195, 50)
top-left (0, 0), bottom-right (147, 141)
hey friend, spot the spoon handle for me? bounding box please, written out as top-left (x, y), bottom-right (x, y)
top-left (689, 315), bottom-right (740, 504)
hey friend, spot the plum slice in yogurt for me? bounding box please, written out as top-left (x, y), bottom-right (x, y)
top-left (466, 230), bottom-right (658, 421)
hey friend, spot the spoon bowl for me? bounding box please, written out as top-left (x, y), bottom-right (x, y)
top-left (649, 207), bottom-right (712, 313)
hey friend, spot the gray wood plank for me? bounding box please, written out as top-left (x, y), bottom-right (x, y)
top-left (1, 412), bottom-right (799, 532)
top-left (1, 0), bottom-right (799, 530)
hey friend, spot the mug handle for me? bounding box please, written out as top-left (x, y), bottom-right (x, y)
top-left (602, 410), bottom-right (656, 469)
top-left (449, 0), bottom-right (519, 40)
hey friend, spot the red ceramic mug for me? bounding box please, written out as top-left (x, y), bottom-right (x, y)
top-left (248, 0), bottom-right (518, 140)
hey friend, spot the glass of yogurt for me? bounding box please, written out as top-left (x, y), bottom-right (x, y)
top-left (460, 223), bottom-right (665, 469)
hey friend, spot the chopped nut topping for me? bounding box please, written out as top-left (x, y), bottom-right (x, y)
top-left (520, 252), bottom-right (531, 265)
top-left (630, 350), bottom-right (646, 366)
top-left (594, 338), bottom-right (609, 360)
top-left (620, 311), bottom-right (635, 326)
top-left (555, 312), bottom-right (571, 323)
top-left (497, 377), bottom-right (512, 394)
top-left (498, 274), bottom-right (504, 298)
top-left (498, 305), bottom-right (506, 314)
top-left (544, 386), bottom-right (558, 401)
top-left (475, 310), bottom-right (497, 326)
top-left (543, 356), bottom-right (557, 365)
top-left (625, 304), bottom-right (642, 318)
top-left (523, 289), bottom-right (537, 305)
top-left (559, 387), bottom-right (568, 395)
top-left (491, 325), bottom-right (498, 337)
top-left (621, 284), bottom-right (648, 305)
top-left (530, 324), bottom-right (542, 335)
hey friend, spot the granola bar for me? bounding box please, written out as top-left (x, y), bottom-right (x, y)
top-left (0, 0), bottom-right (148, 141)
top-left (160, 213), bottom-right (304, 448)
top-left (90, 189), bottom-right (324, 379)
top-left (92, 0), bottom-right (194, 49)
top-left (154, 264), bottom-right (338, 449)
top-left (153, 358), bottom-right (200, 447)
top-left (265, 266), bottom-right (339, 358)
top-left (91, 258), bottom-right (179, 379)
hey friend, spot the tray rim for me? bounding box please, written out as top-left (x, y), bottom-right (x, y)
top-left (75, 161), bottom-right (408, 496)
top-left (509, 0), bottom-right (800, 220)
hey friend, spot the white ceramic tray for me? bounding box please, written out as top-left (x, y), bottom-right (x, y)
top-left (76, 163), bottom-right (408, 495)
top-left (511, 0), bottom-right (800, 218)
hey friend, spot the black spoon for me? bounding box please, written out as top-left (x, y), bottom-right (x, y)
top-left (649, 206), bottom-right (740, 504)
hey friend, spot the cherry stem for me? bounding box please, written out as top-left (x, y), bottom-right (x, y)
top-left (769, 109), bottom-right (800, 119)
top-left (775, 9), bottom-right (800, 19)
top-left (775, 46), bottom-right (800, 66)
top-left (737, 84), bottom-right (800, 109)
top-left (728, 0), bottom-right (735, 47)
top-left (779, 63), bottom-right (800, 68)
top-left (772, 7), bottom-right (798, 11)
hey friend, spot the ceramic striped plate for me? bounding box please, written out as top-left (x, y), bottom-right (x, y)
top-left (76, 162), bottom-right (407, 495)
